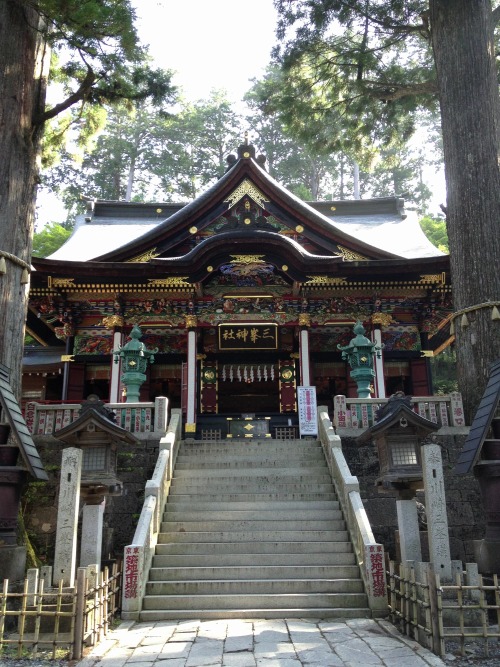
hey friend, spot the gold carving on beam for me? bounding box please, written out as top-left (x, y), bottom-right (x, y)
top-left (102, 315), bottom-right (125, 329)
top-left (147, 277), bottom-right (191, 287)
top-left (230, 255), bottom-right (266, 265)
top-left (419, 273), bottom-right (446, 285)
top-left (337, 246), bottom-right (368, 261)
top-left (305, 276), bottom-right (348, 286)
top-left (298, 313), bottom-right (311, 327)
top-left (127, 248), bottom-right (160, 263)
top-left (185, 315), bottom-right (198, 329)
top-left (50, 277), bottom-right (76, 288)
top-left (224, 179), bottom-right (269, 209)
top-left (371, 312), bottom-right (394, 327)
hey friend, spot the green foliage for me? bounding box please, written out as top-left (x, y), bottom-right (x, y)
top-left (268, 2), bottom-right (439, 166)
top-left (430, 349), bottom-right (458, 395)
top-left (32, 223), bottom-right (71, 258)
top-left (419, 215), bottom-right (449, 252)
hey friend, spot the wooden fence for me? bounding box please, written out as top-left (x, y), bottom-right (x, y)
top-left (388, 561), bottom-right (500, 657)
top-left (0, 563), bottom-right (121, 661)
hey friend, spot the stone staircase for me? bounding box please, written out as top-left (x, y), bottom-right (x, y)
top-left (139, 438), bottom-right (370, 619)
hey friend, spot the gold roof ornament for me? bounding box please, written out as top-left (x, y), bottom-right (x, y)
top-left (230, 254), bottom-right (266, 265)
top-left (147, 277), bottom-right (191, 288)
top-left (419, 273), bottom-right (446, 285)
top-left (305, 276), bottom-right (348, 286)
top-left (127, 248), bottom-right (160, 263)
top-left (224, 179), bottom-right (269, 209)
top-left (298, 313), bottom-right (312, 327)
top-left (337, 246), bottom-right (368, 261)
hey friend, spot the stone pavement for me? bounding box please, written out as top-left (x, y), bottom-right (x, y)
top-left (76, 618), bottom-right (446, 667)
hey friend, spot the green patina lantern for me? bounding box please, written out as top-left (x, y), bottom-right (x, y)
top-left (338, 320), bottom-right (383, 398)
top-left (113, 325), bottom-right (158, 403)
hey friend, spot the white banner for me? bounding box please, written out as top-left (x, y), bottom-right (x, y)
top-left (297, 386), bottom-right (318, 436)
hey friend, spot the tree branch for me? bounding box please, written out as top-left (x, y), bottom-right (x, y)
top-left (492, 5), bottom-right (500, 26)
top-left (33, 65), bottom-right (96, 126)
top-left (361, 79), bottom-right (438, 101)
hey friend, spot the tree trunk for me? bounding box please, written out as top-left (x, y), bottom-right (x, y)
top-left (0, 2), bottom-right (50, 399)
top-left (430, 0), bottom-right (500, 421)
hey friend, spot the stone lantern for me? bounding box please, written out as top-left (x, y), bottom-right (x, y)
top-left (338, 320), bottom-right (382, 398)
top-left (357, 393), bottom-right (439, 496)
top-left (357, 393), bottom-right (452, 578)
top-left (113, 324), bottom-right (158, 403)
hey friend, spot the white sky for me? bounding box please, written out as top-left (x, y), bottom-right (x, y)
top-left (131, 0), bottom-right (279, 103)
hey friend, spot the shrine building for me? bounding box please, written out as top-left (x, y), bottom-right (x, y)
top-left (26, 142), bottom-right (452, 438)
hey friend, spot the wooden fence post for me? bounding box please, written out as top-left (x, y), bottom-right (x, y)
top-left (426, 563), bottom-right (444, 656)
top-left (72, 568), bottom-right (87, 661)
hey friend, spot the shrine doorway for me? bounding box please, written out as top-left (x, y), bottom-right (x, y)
top-left (201, 360), bottom-right (281, 414)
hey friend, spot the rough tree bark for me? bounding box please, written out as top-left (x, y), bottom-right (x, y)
top-left (430, 0), bottom-right (500, 421)
top-left (0, 2), bottom-right (50, 399)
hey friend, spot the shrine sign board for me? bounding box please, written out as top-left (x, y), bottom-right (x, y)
top-left (218, 323), bottom-right (277, 351)
top-left (298, 386), bottom-right (318, 437)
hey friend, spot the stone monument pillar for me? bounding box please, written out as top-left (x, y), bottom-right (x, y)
top-left (53, 448), bottom-right (82, 586)
top-left (80, 499), bottom-right (106, 568)
top-left (397, 499), bottom-right (422, 562)
top-left (421, 441), bottom-right (452, 580)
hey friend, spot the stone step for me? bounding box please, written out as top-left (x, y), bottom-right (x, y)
top-left (168, 487), bottom-right (337, 504)
top-left (157, 530), bottom-right (349, 543)
top-left (152, 551), bottom-right (356, 567)
top-left (181, 440), bottom-right (318, 451)
top-left (138, 607), bottom-right (371, 621)
top-left (173, 468), bottom-right (331, 479)
top-left (142, 592), bottom-right (368, 611)
top-left (145, 578), bottom-right (365, 596)
top-left (177, 452), bottom-right (326, 461)
top-left (154, 540), bottom-right (354, 556)
top-left (160, 519), bottom-right (346, 533)
top-left (169, 482), bottom-right (335, 494)
top-left (148, 564), bottom-right (360, 580)
top-left (162, 509), bottom-right (343, 522)
top-left (165, 500), bottom-right (340, 511)
top-left (174, 457), bottom-right (325, 469)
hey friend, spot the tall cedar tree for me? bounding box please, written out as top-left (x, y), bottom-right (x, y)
top-left (273, 0), bottom-right (500, 420)
top-left (0, 1), bottom-right (174, 398)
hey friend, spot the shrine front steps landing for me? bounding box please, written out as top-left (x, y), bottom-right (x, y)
top-left (139, 437), bottom-right (371, 620)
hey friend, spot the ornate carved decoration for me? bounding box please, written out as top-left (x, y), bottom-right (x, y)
top-left (185, 315), bottom-right (198, 329)
top-left (224, 179), bottom-right (269, 209)
top-left (419, 273), bottom-right (446, 285)
top-left (337, 246), bottom-right (368, 261)
top-left (305, 276), bottom-right (348, 286)
top-left (127, 248), bottom-right (160, 263)
top-left (229, 255), bottom-right (266, 265)
top-left (299, 313), bottom-right (311, 327)
top-left (102, 315), bottom-right (125, 329)
top-left (49, 277), bottom-right (75, 288)
top-left (147, 277), bottom-right (191, 287)
top-left (371, 312), bottom-right (394, 327)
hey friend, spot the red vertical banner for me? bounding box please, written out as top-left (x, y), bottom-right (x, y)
top-left (279, 359), bottom-right (297, 413)
top-left (200, 361), bottom-right (218, 413)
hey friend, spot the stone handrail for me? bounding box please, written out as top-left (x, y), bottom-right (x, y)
top-left (333, 392), bottom-right (466, 430)
top-left (121, 409), bottom-right (182, 620)
top-left (318, 405), bottom-right (388, 615)
top-left (25, 397), bottom-right (169, 436)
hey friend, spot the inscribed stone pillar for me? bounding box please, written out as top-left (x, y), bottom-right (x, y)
top-left (53, 448), bottom-right (82, 586)
top-left (421, 442), bottom-right (452, 581)
top-left (396, 499), bottom-right (422, 563)
top-left (80, 499), bottom-right (105, 568)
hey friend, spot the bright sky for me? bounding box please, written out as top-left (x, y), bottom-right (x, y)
top-left (131, 0), bottom-right (279, 103)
